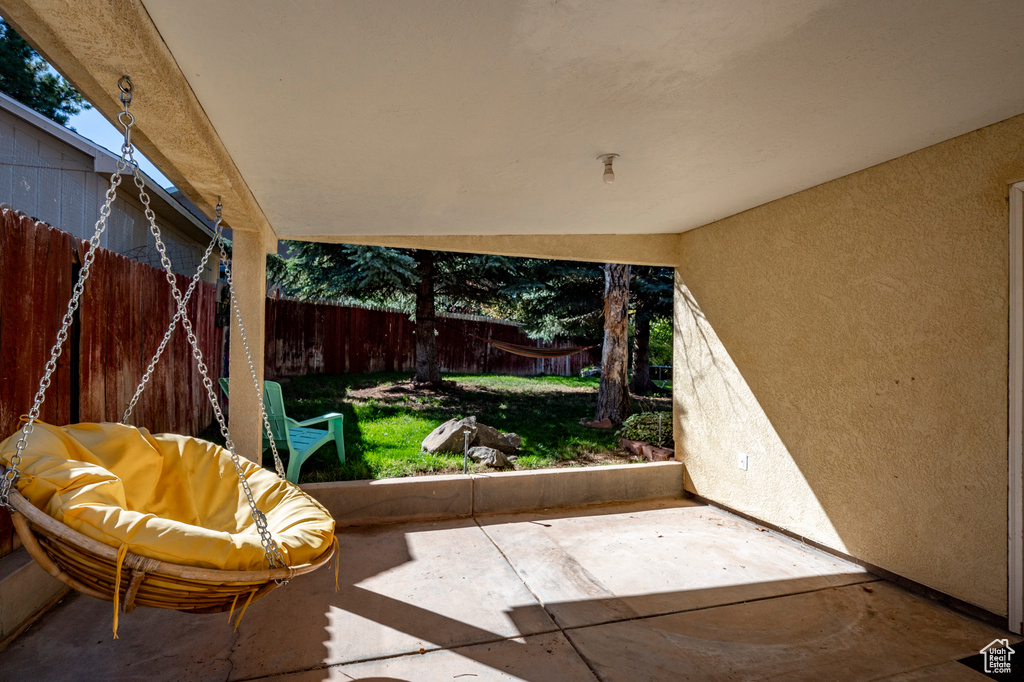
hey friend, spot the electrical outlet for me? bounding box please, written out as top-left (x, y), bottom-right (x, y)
top-left (738, 453), bottom-right (748, 471)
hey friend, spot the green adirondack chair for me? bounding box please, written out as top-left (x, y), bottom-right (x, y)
top-left (218, 378), bottom-right (345, 484)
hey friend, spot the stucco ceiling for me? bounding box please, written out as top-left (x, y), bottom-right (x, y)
top-left (140, 0), bottom-right (1024, 237)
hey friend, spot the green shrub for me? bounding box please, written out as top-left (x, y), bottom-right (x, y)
top-left (617, 411), bottom-right (673, 448)
top-left (648, 317), bottom-right (673, 367)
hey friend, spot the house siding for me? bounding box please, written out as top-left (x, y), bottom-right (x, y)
top-left (0, 108), bottom-right (98, 241)
top-left (0, 106), bottom-right (206, 278)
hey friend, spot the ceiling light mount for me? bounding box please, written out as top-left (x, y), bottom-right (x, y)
top-left (597, 153), bottom-right (619, 184)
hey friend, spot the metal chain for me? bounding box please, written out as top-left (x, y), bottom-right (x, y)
top-left (0, 76), bottom-right (287, 572)
top-left (215, 215), bottom-right (285, 480)
top-left (0, 82), bottom-right (132, 509)
top-left (116, 76), bottom-right (284, 568)
top-left (121, 217), bottom-right (223, 423)
top-left (129, 160), bottom-right (286, 570)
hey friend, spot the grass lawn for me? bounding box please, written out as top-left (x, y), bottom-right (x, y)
top-left (218, 372), bottom-right (671, 483)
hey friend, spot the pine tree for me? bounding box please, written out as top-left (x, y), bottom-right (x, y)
top-left (492, 260), bottom-right (606, 341)
top-left (629, 266), bottom-right (674, 395)
top-left (413, 249), bottom-right (441, 384)
top-left (594, 263), bottom-right (632, 422)
top-left (496, 259), bottom-right (674, 413)
top-left (0, 19), bottom-right (88, 125)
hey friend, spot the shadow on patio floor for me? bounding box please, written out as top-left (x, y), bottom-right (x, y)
top-left (0, 501), bottom-right (1015, 681)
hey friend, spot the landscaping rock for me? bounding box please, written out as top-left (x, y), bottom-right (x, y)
top-left (474, 423), bottom-right (518, 453)
top-left (641, 443), bottom-right (675, 461)
top-left (468, 446), bottom-right (509, 468)
top-left (421, 416), bottom-right (521, 454)
top-left (619, 438), bottom-right (645, 456)
top-left (579, 418), bottom-right (614, 430)
top-left (422, 416), bottom-right (477, 453)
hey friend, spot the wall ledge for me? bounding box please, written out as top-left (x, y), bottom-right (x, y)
top-left (0, 547), bottom-right (69, 648)
top-left (302, 461), bottom-right (685, 527)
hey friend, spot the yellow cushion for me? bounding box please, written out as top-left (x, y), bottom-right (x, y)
top-left (0, 422), bottom-right (335, 571)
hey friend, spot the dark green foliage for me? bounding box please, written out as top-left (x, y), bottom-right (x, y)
top-left (495, 261), bottom-right (674, 397)
top-left (631, 266), bottom-right (673, 325)
top-left (649, 317), bottom-right (673, 367)
top-left (0, 19), bottom-right (88, 125)
top-left (495, 261), bottom-right (673, 343)
top-left (268, 242), bottom-right (519, 313)
top-left (628, 266), bottom-right (674, 394)
top-left (267, 243), bottom-right (526, 383)
top-left (493, 260), bottom-right (605, 340)
top-left (617, 411), bottom-right (673, 448)
top-left (265, 250), bottom-right (291, 291)
top-left (269, 245), bottom-right (674, 348)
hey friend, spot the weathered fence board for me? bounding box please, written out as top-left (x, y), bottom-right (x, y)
top-left (50, 225), bottom-right (73, 428)
top-left (77, 242), bottom-right (99, 422)
top-left (0, 208), bottom-right (223, 558)
top-left (0, 214), bottom-right (76, 432)
top-left (264, 298), bottom-right (601, 379)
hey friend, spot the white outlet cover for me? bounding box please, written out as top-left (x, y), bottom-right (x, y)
top-left (738, 453), bottom-right (748, 471)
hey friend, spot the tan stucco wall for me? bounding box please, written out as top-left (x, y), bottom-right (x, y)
top-left (674, 113), bottom-right (1024, 615)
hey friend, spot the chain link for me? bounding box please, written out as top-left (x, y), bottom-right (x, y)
top-left (129, 161), bottom-right (286, 570)
top-left (0, 88), bottom-right (127, 509)
top-left (215, 209), bottom-right (285, 480)
top-left (123, 200), bottom-right (285, 481)
top-left (0, 76), bottom-right (287, 572)
top-left (121, 217), bottom-right (223, 423)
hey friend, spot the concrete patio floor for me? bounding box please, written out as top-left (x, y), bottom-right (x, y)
top-left (0, 499), bottom-right (1016, 681)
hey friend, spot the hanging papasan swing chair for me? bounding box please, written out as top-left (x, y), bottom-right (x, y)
top-left (0, 77), bottom-right (335, 629)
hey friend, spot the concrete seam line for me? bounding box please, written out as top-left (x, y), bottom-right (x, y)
top-left (558, 577), bottom-right (882, 635)
top-left (471, 518), bottom-right (606, 681)
top-left (229, 630), bottom-right (566, 681)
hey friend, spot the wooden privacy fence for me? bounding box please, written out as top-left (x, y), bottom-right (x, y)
top-left (265, 298), bottom-right (601, 379)
top-left (0, 208), bottom-right (223, 557)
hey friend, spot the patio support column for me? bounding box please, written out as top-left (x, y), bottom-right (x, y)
top-left (229, 229), bottom-right (267, 464)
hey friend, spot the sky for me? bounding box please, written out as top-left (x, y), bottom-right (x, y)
top-left (66, 105), bottom-right (174, 189)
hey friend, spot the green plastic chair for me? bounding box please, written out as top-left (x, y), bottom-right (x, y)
top-left (218, 378), bottom-right (345, 484)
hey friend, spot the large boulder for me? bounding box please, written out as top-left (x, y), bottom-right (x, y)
top-left (421, 416), bottom-right (477, 453)
top-left (421, 416), bottom-right (522, 455)
top-left (468, 446), bottom-right (509, 468)
top-left (473, 423), bottom-right (518, 454)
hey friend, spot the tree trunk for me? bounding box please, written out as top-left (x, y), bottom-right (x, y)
top-left (630, 315), bottom-right (657, 395)
top-left (413, 250), bottom-right (442, 384)
top-left (595, 263), bottom-right (631, 423)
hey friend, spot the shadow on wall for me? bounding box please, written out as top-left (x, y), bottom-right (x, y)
top-left (672, 232), bottom-right (1009, 620)
top-left (672, 277), bottom-right (847, 553)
